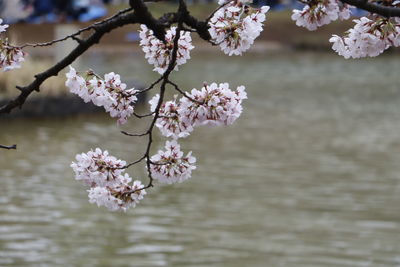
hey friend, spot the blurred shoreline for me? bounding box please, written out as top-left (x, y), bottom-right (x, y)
top-left (1, 6), bottom-right (398, 118)
top-left (7, 8), bottom-right (356, 53)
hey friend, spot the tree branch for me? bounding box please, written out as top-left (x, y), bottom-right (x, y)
top-left (180, 2), bottom-right (211, 41)
top-left (133, 0), bottom-right (211, 41)
top-left (121, 130), bottom-right (149, 137)
top-left (121, 0), bottom-right (187, 195)
top-left (0, 144), bottom-right (17, 150)
top-left (339, 0), bottom-right (400, 17)
top-left (167, 79), bottom-right (203, 104)
top-left (0, 12), bottom-right (138, 115)
top-left (17, 7), bottom-right (134, 49)
top-left (129, 0), bottom-right (167, 41)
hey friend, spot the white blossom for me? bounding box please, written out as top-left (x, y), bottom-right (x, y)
top-left (139, 25), bottom-right (194, 74)
top-left (150, 140), bottom-right (196, 184)
top-left (330, 16), bottom-right (400, 58)
top-left (103, 72), bottom-right (138, 125)
top-left (71, 148), bottom-right (127, 187)
top-left (88, 186), bottom-right (122, 212)
top-left (149, 94), bottom-right (194, 139)
top-left (330, 34), bottom-right (350, 58)
top-left (291, 0), bottom-right (351, 31)
top-left (66, 66), bottom-right (90, 102)
top-left (65, 67), bottom-right (138, 124)
top-left (72, 148), bottom-right (146, 212)
top-left (0, 18), bottom-right (25, 71)
top-left (0, 19), bottom-right (9, 33)
top-left (208, 2), bottom-right (270, 55)
top-left (129, 180), bottom-right (147, 204)
top-left (0, 43), bottom-right (25, 71)
top-left (179, 82), bottom-right (247, 127)
top-left (88, 180), bottom-right (146, 212)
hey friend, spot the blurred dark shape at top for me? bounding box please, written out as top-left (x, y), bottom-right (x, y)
top-left (0, 0), bottom-right (113, 24)
top-left (0, 0), bottom-right (307, 24)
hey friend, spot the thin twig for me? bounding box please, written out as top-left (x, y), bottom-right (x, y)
top-left (182, 27), bottom-right (196, 32)
top-left (17, 7), bottom-right (133, 49)
top-left (0, 11), bottom-right (138, 115)
top-left (0, 144), bottom-right (17, 150)
top-left (139, 76), bottom-right (164, 94)
top-left (338, 0), bottom-right (400, 17)
top-left (121, 130), bottom-right (149, 137)
top-left (133, 111), bottom-right (155, 118)
top-left (123, 0), bottom-right (187, 196)
top-left (123, 155), bottom-right (147, 169)
top-left (167, 79), bottom-right (203, 104)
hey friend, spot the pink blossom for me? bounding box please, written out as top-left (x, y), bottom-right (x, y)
top-left (0, 18), bottom-right (25, 71)
top-left (208, 2), bottom-right (270, 55)
top-left (65, 67), bottom-right (138, 124)
top-left (291, 0), bottom-right (351, 31)
top-left (0, 44), bottom-right (25, 71)
top-left (139, 25), bottom-right (194, 74)
top-left (71, 148), bottom-right (127, 187)
top-left (0, 19), bottom-right (9, 33)
top-left (149, 94), bottom-right (194, 139)
top-left (179, 82), bottom-right (247, 126)
top-left (150, 140), bottom-right (196, 184)
top-left (88, 180), bottom-right (146, 212)
top-left (330, 16), bottom-right (400, 58)
top-left (72, 148), bottom-right (146, 211)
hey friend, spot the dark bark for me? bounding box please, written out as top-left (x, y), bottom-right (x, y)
top-left (0, 144), bottom-right (16, 150)
top-left (0, 12), bottom-right (138, 115)
top-left (129, 0), bottom-right (166, 41)
top-left (339, 0), bottom-right (400, 17)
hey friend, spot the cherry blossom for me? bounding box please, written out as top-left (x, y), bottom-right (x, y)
top-left (0, 19), bottom-right (9, 33)
top-left (148, 82), bottom-right (246, 138)
top-left (103, 72), bottom-right (138, 124)
top-left (72, 148), bottom-right (146, 211)
top-left (66, 66), bottom-right (138, 124)
top-left (0, 44), bottom-right (25, 72)
top-left (208, 1), bottom-right (269, 56)
top-left (150, 140), bottom-right (196, 184)
top-left (149, 94), bottom-right (194, 139)
top-left (88, 180), bottom-right (146, 212)
top-left (66, 66), bottom-right (90, 102)
top-left (179, 82), bottom-right (247, 127)
top-left (291, 0), bottom-right (351, 31)
top-left (71, 148), bottom-right (127, 187)
top-left (3, 0), bottom-right (398, 215)
top-left (330, 16), bottom-right (400, 58)
top-left (139, 25), bottom-right (194, 74)
top-left (0, 18), bottom-right (25, 71)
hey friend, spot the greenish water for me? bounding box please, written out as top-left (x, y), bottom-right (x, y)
top-left (1, 51), bottom-right (400, 266)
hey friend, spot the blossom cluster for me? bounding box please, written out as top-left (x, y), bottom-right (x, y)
top-left (208, 1), bottom-right (270, 55)
top-left (291, 0), bottom-right (351, 31)
top-left (330, 16), bottom-right (400, 58)
top-left (0, 18), bottom-right (25, 71)
top-left (139, 25), bottom-right (194, 74)
top-left (0, 19), bottom-right (8, 33)
top-left (149, 140), bottom-right (196, 184)
top-left (146, 83), bottom-right (246, 185)
top-left (71, 148), bottom-right (146, 211)
top-left (66, 66), bottom-right (138, 124)
top-left (180, 82), bottom-right (247, 127)
top-left (149, 94), bottom-right (194, 139)
top-left (149, 82), bottom-right (247, 139)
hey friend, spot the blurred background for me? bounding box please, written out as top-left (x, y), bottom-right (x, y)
top-left (1, 1), bottom-right (400, 266)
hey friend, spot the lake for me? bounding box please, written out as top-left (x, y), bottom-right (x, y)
top-left (1, 50), bottom-right (400, 266)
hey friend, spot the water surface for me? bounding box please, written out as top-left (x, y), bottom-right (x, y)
top-left (1, 51), bottom-right (400, 266)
